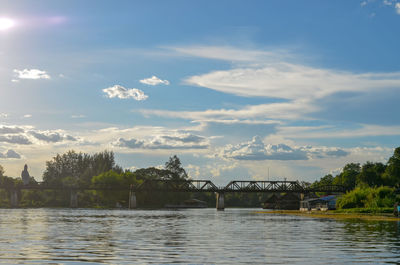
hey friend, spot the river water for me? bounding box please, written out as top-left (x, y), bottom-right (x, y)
top-left (0, 208), bottom-right (400, 264)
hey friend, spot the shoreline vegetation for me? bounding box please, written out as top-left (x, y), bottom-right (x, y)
top-left (256, 210), bottom-right (400, 222)
top-left (1, 146), bottom-right (400, 211)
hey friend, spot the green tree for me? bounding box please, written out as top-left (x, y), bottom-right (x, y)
top-left (43, 150), bottom-right (118, 187)
top-left (0, 165), bottom-right (4, 177)
top-left (165, 155), bottom-right (188, 180)
top-left (333, 163), bottom-right (360, 190)
top-left (318, 174), bottom-right (334, 186)
top-left (357, 162), bottom-right (385, 187)
top-left (134, 167), bottom-right (169, 181)
top-left (383, 147), bottom-right (400, 187)
top-left (91, 170), bottom-right (141, 207)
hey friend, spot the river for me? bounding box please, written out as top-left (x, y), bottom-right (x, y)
top-left (0, 208), bottom-right (399, 264)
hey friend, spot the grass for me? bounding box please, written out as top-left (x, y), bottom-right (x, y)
top-left (255, 209), bottom-right (400, 222)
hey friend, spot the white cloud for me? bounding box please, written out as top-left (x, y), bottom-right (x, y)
top-left (0, 113), bottom-right (8, 119)
top-left (103, 85), bottom-right (148, 100)
top-left (115, 133), bottom-right (209, 150)
top-left (216, 136), bottom-right (349, 161)
top-left (29, 130), bottom-right (77, 143)
top-left (396, 3), bottom-right (400, 14)
top-left (0, 149), bottom-right (21, 159)
top-left (186, 164), bottom-right (201, 178)
top-left (125, 166), bottom-right (138, 172)
top-left (0, 125), bottom-right (78, 146)
top-left (276, 124), bottom-right (400, 139)
top-left (185, 63), bottom-right (400, 100)
top-left (114, 135), bottom-right (209, 150)
top-left (140, 76), bottom-right (170, 86)
top-left (170, 45), bottom-right (289, 62)
top-left (11, 79), bottom-right (19, 83)
top-left (0, 135), bottom-right (32, 145)
top-left (383, 0), bottom-right (393, 6)
top-left (0, 126), bottom-right (25, 134)
top-left (13, 69), bottom-right (51, 80)
top-left (140, 99), bottom-right (316, 121)
top-left (5, 149), bottom-right (21, 159)
top-left (71, 114), bottom-right (86, 119)
top-left (23, 114), bottom-right (32, 118)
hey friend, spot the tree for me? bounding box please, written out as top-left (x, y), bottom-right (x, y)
top-left (319, 174), bottom-right (334, 186)
top-left (333, 163), bottom-right (360, 190)
top-left (165, 155), bottom-right (188, 180)
top-left (357, 162), bottom-right (385, 187)
top-left (134, 167), bottom-right (169, 181)
top-left (383, 147), bottom-right (400, 187)
top-left (43, 150), bottom-right (118, 186)
top-left (0, 165), bottom-right (4, 177)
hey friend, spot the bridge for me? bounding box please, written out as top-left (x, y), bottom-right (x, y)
top-left (0, 179), bottom-right (346, 210)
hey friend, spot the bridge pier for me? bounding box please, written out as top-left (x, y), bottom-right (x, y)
top-left (10, 190), bottom-right (18, 208)
top-left (129, 190), bottom-right (137, 209)
top-left (216, 192), bottom-right (225, 210)
top-left (70, 190), bottom-right (78, 208)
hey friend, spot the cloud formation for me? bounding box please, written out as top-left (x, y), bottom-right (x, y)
top-left (140, 99), bottom-right (315, 121)
top-left (29, 131), bottom-right (77, 143)
top-left (217, 136), bottom-right (349, 161)
top-left (0, 149), bottom-right (21, 159)
top-left (140, 76), bottom-right (170, 86)
top-left (0, 135), bottom-right (32, 145)
top-left (103, 85), bottom-right (148, 100)
top-left (71, 114), bottom-right (86, 119)
top-left (185, 63), bottom-right (400, 100)
top-left (170, 45), bottom-right (289, 62)
top-left (0, 126), bottom-right (24, 134)
top-left (0, 126), bottom-right (77, 145)
top-left (115, 133), bottom-right (209, 150)
top-left (13, 69), bottom-right (51, 80)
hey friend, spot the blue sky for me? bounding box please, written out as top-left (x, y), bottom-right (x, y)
top-left (1, 0), bottom-right (400, 184)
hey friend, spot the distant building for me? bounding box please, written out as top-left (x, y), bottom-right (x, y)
top-left (300, 195), bottom-right (337, 211)
top-left (21, 164), bottom-right (30, 185)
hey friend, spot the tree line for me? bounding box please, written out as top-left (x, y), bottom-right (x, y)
top-left (2, 146), bottom-right (399, 209)
top-left (0, 150), bottom-right (269, 208)
top-left (0, 151), bottom-right (195, 207)
top-left (311, 147), bottom-right (400, 211)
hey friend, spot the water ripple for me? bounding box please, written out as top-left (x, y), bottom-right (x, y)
top-left (0, 208), bottom-right (400, 264)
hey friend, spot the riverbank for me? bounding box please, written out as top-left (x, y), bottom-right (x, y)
top-left (256, 210), bottom-right (400, 222)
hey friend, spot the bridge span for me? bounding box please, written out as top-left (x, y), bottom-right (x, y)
top-left (0, 179), bottom-right (346, 209)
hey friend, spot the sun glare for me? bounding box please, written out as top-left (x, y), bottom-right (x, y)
top-left (0, 18), bottom-right (15, 31)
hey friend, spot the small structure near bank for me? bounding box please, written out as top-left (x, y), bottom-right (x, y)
top-left (300, 195), bottom-right (337, 211)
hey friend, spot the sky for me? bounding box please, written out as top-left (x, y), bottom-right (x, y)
top-left (1, 0), bottom-right (400, 185)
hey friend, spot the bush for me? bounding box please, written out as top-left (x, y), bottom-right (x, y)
top-left (337, 186), bottom-right (396, 210)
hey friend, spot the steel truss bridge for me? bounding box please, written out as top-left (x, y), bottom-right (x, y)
top-left (131, 179), bottom-right (346, 193)
top-left (0, 179), bottom-right (346, 209)
top-left (0, 179), bottom-right (346, 193)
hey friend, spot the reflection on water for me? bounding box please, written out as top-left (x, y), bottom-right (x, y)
top-left (0, 208), bottom-right (400, 264)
